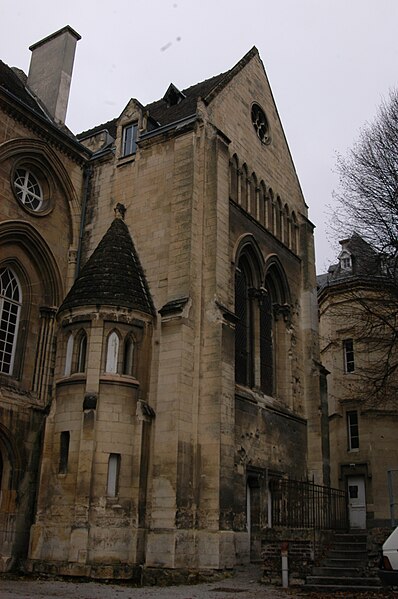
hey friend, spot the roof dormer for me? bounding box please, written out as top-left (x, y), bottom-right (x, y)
top-left (162, 83), bottom-right (186, 107)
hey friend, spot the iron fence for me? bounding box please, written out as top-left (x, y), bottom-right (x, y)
top-left (269, 477), bottom-right (348, 530)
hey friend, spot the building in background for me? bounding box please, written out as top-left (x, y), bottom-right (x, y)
top-left (1, 27), bottom-right (326, 576)
top-left (318, 234), bottom-right (398, 530)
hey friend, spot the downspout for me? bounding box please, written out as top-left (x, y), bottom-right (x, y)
top-left (76, 164), bottom-right (92, 277)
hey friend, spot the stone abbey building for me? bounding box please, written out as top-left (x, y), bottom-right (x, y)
top-left (0, 27), bottom-right (326, 576)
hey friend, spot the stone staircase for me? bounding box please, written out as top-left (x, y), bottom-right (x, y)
top-left (305, 531), bottom-right (383, 592)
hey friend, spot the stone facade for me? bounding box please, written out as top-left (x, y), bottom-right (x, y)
top-left (1, 28), bottom-right (326, 576)
top-left (318, 235), bottom-right (398, 529)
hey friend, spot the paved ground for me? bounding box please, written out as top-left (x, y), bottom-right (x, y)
top-left (0, 565), bottom-right (288, 599)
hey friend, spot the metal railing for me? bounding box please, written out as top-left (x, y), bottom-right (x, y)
top-left (269, 477), bottom-right (348, 530)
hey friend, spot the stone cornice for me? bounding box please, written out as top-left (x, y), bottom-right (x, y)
top-left (0, 87), bottom-right (91, 166)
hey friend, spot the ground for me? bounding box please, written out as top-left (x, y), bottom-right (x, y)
top-left (1, 566), bottom-right (397, 599)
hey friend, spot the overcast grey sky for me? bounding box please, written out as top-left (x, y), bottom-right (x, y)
top-left (1, 0), bottom-right (397, 271)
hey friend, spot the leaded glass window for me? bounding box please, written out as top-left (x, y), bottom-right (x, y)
top-left (0, 267), bottom-right (22, 374)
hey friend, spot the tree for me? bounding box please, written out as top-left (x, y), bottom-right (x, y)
top-left (334, 89), bottom-right (398, 263)
top-left (328, 89), bottom-right (398, 407)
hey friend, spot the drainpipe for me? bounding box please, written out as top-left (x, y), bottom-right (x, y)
top-left (76, 164), bottom-right (92, 277)
top-left (281, 541), bottom-right (289, 588)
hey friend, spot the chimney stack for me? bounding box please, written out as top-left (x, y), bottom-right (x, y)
top-left (27, 25), bottom-right (81, 124)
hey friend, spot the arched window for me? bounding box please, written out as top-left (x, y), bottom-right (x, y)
top-left (259, 181), bottom-right (266, 228)
top-left (107, 453), bottom-right (121, 497)
top-left (283, 204), bottom-right (290, 246)
top-left (259, 285), bottom-right (273, 395)
top-left (123, 335), bottom-right (135, 376)
top-left (247, 173), bottom-right (257, 216)
top-left (229, 155), bottom-right (239, 203)
top-left (276, 197), bottom-right (282, 239)
top-left (291, 212), bottom-right (298, 254)
top-left (105, 331), bottom-right (120, 373)
top-left (76, 331), bottom-right (87, 373)
top-left (64, 334), bottom-right (74, 376)
top-left (0, 267), bottom-right (22, 375)
top-left (269, 189), bottom-right (275, 234)
top-left (235, 255), bottom-right (254, 387)
top-left (235, 247), bottom-right (290, 399)
top-left (240, 164), bottom-right (248, 211)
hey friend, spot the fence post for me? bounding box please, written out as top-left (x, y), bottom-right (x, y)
top-left (281, 541), bottom-right (289, 588)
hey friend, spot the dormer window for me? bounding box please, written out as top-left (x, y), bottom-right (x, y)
top-left (163, 83), bottom-right (185, 107)
top-left (339, 250), bottom-right (352, 270)
top-left (122, 123), bottom-right (138, 156)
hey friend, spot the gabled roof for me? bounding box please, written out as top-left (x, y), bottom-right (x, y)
top-left (77, 47), bottom-right (259, 140)
top-left (59, 217), bottom-right (155, 315)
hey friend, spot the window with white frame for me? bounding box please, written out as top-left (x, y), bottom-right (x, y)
top-left (340, 250), bottom-right (352, 270)
top-left (122, 123), bottom-right (138, 156)
top-left (105, 331), bottom-right (119, 373)
top-left (107, 453), bottom-right (121, 497)
top-left (343, 338), bottom-right (355, 373)
top-left (347, 410), bottom-right (359, 450)
top-left (0, 267), bottom-right (22, 375)
top-left (13, 167), bottom-right (43, 211)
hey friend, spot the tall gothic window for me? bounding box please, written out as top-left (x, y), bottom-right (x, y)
top-left (235, 248), bottom-right (289, 398)
top-left (235, 256), bottom-right (254, 387)
top-left (0, 267), bottom-right (22, 375)
top-left (259, 288), bottom-right (273, 395)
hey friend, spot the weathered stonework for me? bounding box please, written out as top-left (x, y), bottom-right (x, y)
top-left (1, 32), bottom-right (326, 576)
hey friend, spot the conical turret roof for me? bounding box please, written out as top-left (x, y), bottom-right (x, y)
top-left (59, 217), bottom-right (155, 315)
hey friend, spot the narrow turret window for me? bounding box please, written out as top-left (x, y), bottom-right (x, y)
top-left (107, 453), bottom-right (121, 497)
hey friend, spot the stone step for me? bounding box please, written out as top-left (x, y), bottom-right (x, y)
top-left (321, 558), bottom-right (366, 568)
top-left (334, 532), bottom-right (367, 539)
top-left (313, 566), bottom-right (365, 577)
top-left (306, 575), bottom-right (381, 587)
top-left (333, 541), bottom-right (366, 551)
top-left (305, 584), bottom-right (384, 593)
top-left (327, 549), bottom-right (367, 559)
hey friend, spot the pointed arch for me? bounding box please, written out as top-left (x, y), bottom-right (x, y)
top-left (269, 188), bottom-right (275, 234)
top-left (259, 181), bottom-right (267, 228)
top-left (75, 329), bottom-right (87, 373)
top-left (0, 267), bottom-right (22, 375)
top-left (0, 221), bottom-right (63, 305)
top-left (234, 237), bottom-right (265, 387)
top-left (122, 334), bottom-right (135, 376)
top-left (233, 234), bottom-right (265, 285)
top-left (291, 211), bottom-right (298, 254)
top-left (276, 196), bottom-right (282, 239)
top-left (105, 330), bottom-right (120, 373)
top-left (229, 154), bottom-right (239, 203)
top-left (240, 164), bottom-right (249, 211)
top-left (64, 333), bottom-right (74, 376)
top-left (283, 203), bottom-right (290, 247)
top-left (0, 138), bottom-right (82, 247)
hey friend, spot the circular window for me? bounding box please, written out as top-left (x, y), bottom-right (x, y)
top-left (251, 103), bottom-right (271, 144)
top-left (13, 168), bottom-right (43, 211)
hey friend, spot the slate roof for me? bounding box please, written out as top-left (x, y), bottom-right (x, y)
top-left (77, 47), bottom-right (258, 141)
top-left (317, 234), bottom-right (384, 292)
top-left (59, 218), bottom-right (155, 315)
top-left (0, 60), bottom-right (44, 114)
top-left (76, 73), bottom-right (225, 141)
